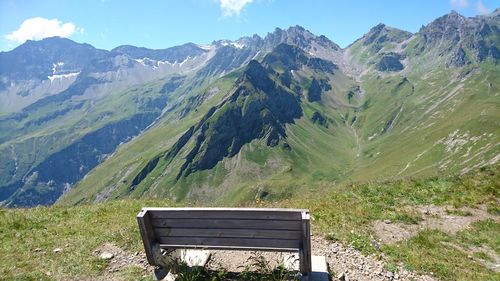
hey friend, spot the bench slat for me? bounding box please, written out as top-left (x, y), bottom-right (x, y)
top-left (158, 245), bottom-right (298, 252)
top-left (154, 228), bottom-right (302, 240)
top-left (148, 210), bottom-right (303, 220)
top-left (151, 218), bottom-right (302, 230)
top-left (157, 236), bottom-right (301, 249)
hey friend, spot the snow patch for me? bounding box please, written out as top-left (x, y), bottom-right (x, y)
top-left (135, 56), bottom-right (195, 69)
top-left (198, 44), bottom-right (213, 50)
top-left (220, 40), bottom-right (245, 49)
top-left (134, 58), bottom-right (147, 66)
top-left (48, 71), bottom-right (80, 83)
top-left (307, 50), bottom-right (316, 57)
top-left (230, 42), bottom-right (245, 49)
top-left (157, 60), bottom-right (173, 67)
top-left (52, 62), bottom-right (65, 74)
top-left (251, 50), bottom-right (261, 60)
top-left (178, 56), bottom-right (191, 67)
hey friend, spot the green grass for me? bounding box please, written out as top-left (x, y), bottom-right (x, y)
top-left (382, 223), bottom-right (500, 281)
top-left (268, 165), bottom-right (500, 280)
top-left (2, 165), bottom-right (498, 280)
top-left (0, 199), bottom-right (174, 280)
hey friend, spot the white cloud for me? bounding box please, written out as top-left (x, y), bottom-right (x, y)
top-left (219, 0), bottom-right (253, 17)
top-left (475, 0), bottom-right (490, 15)
top-left (450, 0), bottom-right (469, 9)
top-left (6, 17), bottom-right (82, 43)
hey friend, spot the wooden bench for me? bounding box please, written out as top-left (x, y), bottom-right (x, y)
top-left (137, 207), bottom-right (311, 279)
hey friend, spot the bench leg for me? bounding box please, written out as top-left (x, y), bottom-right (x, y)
top-left (299, 248), bottom-right (312, 280)
top-left (151, 244), bottom-right (182, 280)
top-left (154, 266), bottom-right (169, 280)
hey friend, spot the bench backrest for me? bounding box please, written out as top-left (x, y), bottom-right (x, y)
top-left (138, 207), bottom-right (309, 249)
top-left (137, 207), bottom-right (311, 273)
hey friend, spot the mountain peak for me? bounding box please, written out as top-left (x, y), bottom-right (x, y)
top-left (286, 25), bottom-right (307, 33)
top-left (428, 10), bottom-right (466, 27)
top-left (490, 7), bottom-right (500, 16)
top-left (371, 23), bottom-right (387, 31)
top-left (16, 36), bottom-right (83, 49)
top-left (358, 23), bottom-right (412, 50)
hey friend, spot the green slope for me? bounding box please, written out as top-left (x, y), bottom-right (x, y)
top-left (0, 77), bottom-right (174, 206)
top-left (60, 38), bottom-right (499, 207)
top-left (60, 12), bottom-right (500, 206)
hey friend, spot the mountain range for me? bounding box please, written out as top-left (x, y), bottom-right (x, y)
top-left (0, 10), bottom-right (498, 207)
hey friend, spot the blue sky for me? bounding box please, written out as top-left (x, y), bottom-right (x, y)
top-left (0, 0), bottom-right (498, 52)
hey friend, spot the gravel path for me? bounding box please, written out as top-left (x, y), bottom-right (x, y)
top-left (94, 236), bottom-right (438, 281)
top-left (311, 236), bottom-right (436, 281)
top-left (206, 235), bottom-right (437, 281)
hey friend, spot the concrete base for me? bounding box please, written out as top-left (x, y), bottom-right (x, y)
top-left (161, 249), bottom-right (211, 281)
top-left (310, 256), bottom-right (329, 281)
top-left (283, 254), bottom-right (329, 281)
top-left (180, 249), bottom-right (210, 266)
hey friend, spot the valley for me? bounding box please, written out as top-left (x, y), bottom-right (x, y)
top-left (1, 11), bottom-right (499, 207)
top-left (0, 5), bottom-right (499, 281)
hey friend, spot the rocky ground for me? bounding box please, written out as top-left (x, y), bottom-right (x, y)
top-left (92, 205), bottom-right (499, 280)
top-left (93, 237), bottom-right (436, 281)
top-left (311, 236), bottom-right (436, 281)
top-left (205, 236), bottom-right (437, 281)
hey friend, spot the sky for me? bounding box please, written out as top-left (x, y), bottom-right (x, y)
top-left (0, 0), bottom-right (498, 52)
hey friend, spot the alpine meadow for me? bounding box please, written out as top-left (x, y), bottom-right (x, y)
top-left (0, 2), bottom-right (499, 280)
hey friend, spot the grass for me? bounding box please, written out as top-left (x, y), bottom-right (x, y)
top-left (268, 165), bottom-right (500, 280)
top-left (0, 199), bottom-right (173, 280)
top-left (1, 165), bottom-right (498, 280)
top-left (0, 196), bottom-right (299, 281)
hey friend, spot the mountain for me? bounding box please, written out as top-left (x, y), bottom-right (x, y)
top-left (0, 11), bottom-right (498, 207)
top-left (0, 26), bottom-right (341, 207)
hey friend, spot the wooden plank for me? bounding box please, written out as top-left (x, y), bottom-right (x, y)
top-left (299, 211), bottom-right (312, 275)
top-left (151, 218), bottom-right (302, 230)
top-left (154, 228), bottom-right (302, 240)
top-left (148, 209), bottom-right (303, 220)
top-left (157, 236), bottom-right (301, 249)
top-left (143, 207), bottom-right (309, 213)
top-left (159, 244), bottom-right (299, 252)
top-left (137, 209), bottom-right (157, 265)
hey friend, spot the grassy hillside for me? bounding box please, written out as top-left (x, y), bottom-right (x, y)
top-left (1, 165), bottom-right (498, 280)
top-left (350, 63), bottom-right (500, 181)
top-left (0, 76), bottom-right (176, 206)
top-left (60, 42), bottom-right (500, 208)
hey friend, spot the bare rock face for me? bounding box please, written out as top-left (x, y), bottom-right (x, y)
top-left (311, 111), bottom-right (328, 127)
top-left (417, 10), bottom-right (500, 66)
top-left (308, 78), bottom-right (323, 102)
top-left (376, 52), bottom-right (404, 71)
top-left (362, 23), bottom-right (412, 54)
